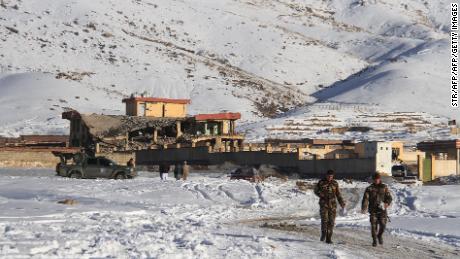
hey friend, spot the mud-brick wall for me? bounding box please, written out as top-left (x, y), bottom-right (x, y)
top-left (0, 150), bottom-right (135, 169)
top-left (0, 150), bottom-right (59, 168)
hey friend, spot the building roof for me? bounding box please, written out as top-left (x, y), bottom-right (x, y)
top-left (82, 114), bottom-right (188, 138)
top-left (194, 112), bottom-right (241, 121)
top-left (122, 97), bottom-right (191, 104)
top-left (63, 111), bottom-right (187, 138)
top-left (417, 139), bottom-right (460, 151)
top-left (265, 138), bottom-right (353, 145)
top-left (19, 135), bottom-right (68, 143)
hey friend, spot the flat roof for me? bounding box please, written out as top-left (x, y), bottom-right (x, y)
top-left (194, 113), bottom-right (241, 121)
top-left (265, 138), bottom-right (353, 145)
top-left (122, 97), bottom-right (191, 104)
top-left (417, 140), bottom-right (460, 151)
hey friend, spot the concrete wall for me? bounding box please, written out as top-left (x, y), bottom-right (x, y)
top-left (130, 102), bottom-right (187, 117)
top-left (433, 159), bottom-right (457, 178)
top-left (136, 147), bottom-right (375, 179)
top-left (164, 103), bottom-right (186, 117)
top-left (298, 158), bottom-right (375, 179)
top-left (146, 102), bottom-right (163, 117)
top-left (355, 141), bottom-right (392, 175)
top-left (375, 142), bottom-right (392, 175)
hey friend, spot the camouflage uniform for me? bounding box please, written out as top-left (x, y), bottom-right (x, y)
top-left (314, 179), bottom-right (345, 243)
top-left (361, 183), bottom-right (393, 245)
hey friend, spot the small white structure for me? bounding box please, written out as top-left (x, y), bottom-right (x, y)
top-left (355, 141), bottom-right (392, 175)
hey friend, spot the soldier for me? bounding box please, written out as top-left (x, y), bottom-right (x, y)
top-left (361, 173), bottom-right (393, 247)
top-left (314, 169), bottom-right (346, 244)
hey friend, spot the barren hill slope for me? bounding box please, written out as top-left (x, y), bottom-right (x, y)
top-left (0, 0), bottom-right (453, 138)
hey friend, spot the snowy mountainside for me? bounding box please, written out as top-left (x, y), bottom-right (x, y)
top-left (0, 0), bottom-right (454, 138)
top-left (242, 102), bottom-right (452, 144)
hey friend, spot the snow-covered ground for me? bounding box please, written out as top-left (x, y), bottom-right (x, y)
top-left (0, 169), bottom-right (459, 258)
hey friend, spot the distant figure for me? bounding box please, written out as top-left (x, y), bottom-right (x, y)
top-left (127, 158), bottom-right (135, 168)
top-left (182, 161), bottom-right (190, 180)
top-left (314, 169), bottom-right (345, 244)
top-left (174, 163), bottom-right (183, 180)
top-left (159, 163), bottom-right (170, 181)
top-left (174, 161), bottom-right (190, 180)
top-left (361, 172), bottom-right (393, 247)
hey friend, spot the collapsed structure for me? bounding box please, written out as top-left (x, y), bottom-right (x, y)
top-left (57, 95), bottom-right (459, 181)
top-left (63, 96), bottom-right (243, 152)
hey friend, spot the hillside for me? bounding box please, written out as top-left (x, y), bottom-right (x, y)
top-left (0, 0), bottom-right (454, 140)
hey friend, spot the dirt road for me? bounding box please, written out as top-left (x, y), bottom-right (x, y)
top-left (241, 217), bottom-right (460, 259)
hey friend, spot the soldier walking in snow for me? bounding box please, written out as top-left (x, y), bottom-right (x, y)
top-left (361, 173), bottom-right (393, 247)
top-left (314, 170), bottom-right (346, 244)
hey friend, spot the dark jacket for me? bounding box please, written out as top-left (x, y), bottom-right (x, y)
top-left (361, 183), bottom-right (393, 213)
top-left (174, 164), bottom-right (183, 174)
top-left (314, 179), bottom-right (345, 209)
top-left (159, 164), bottom-right (170, 173)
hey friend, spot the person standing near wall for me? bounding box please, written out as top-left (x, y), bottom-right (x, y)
top-left (182, 161), bottom-right (190, 180)
top-left (314, 169), bottom-right (346, 244)
top-left (159, 163), bottom-right (170, 181)
top-left (174, 162), bottom-right (183, 180)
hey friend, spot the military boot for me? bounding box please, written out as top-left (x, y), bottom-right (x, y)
top-left (320, 231), bottom-right (326, 242)
top-left (325, 230), bottom-right (333, 244)
top-left (372, 239), bottom-right (377, 247)
top-left (377, 234), bottom-right (383, 245)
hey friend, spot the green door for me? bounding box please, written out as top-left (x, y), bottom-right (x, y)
top-left (422, 158), bottom-right (432, 182)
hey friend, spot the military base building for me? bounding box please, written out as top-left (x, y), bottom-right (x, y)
top-left (58, 95), bottom-right (460, 181)
top-left (63, 96), bottom-right (243, 153)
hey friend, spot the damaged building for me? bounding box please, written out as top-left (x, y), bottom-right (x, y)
top-left (63, 97), bottom-right (243, 152)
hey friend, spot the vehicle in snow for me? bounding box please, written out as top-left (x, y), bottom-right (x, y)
top-left (391, 164), bottom-right (419, 184)
top-left (54, 152), bottom-right (136, 179)
top-left (392, 165), bottom-right (409, 178)
top-left (229, 166), bottom-right (262, 182)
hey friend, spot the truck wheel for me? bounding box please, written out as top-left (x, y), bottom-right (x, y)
top-left (69, 171), bottom-right (82, 179)
top-left (115, 173), bottom-right (126, 180)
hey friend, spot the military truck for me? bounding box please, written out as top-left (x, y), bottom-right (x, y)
top-left (54, 152), bottom-right (136, 179)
